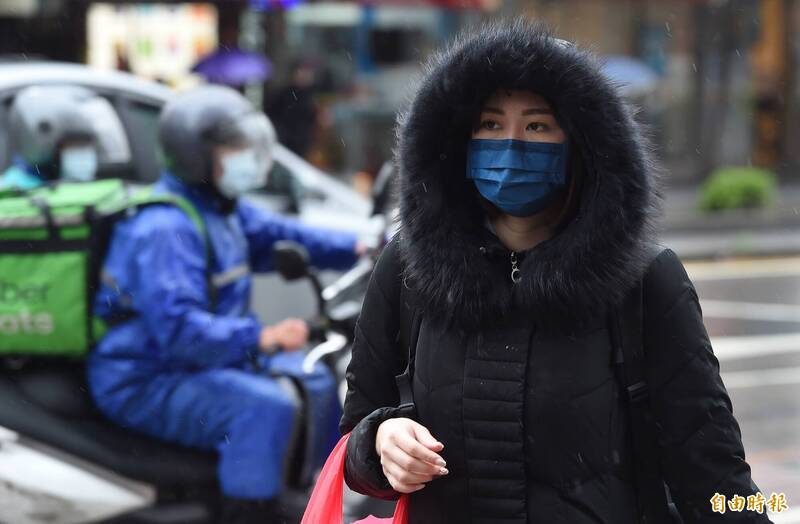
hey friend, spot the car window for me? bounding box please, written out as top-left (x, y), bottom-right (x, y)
top-left (118, 99), bottom-right (162, 182)
top-left (81, 96), bottom-right (132, 165)
top-left (265, 159), bottom-right (298, 196)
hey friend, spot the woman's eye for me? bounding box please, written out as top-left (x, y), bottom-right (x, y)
top-left (481, 120), bottom-right (500, 130)
top-left (527, 122), bottom-right (548, 132)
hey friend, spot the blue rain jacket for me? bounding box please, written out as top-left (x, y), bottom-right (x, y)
top-left (87, 173), bottom-right (357, 498)
top-left (0, 157), bottom-right (45, 191)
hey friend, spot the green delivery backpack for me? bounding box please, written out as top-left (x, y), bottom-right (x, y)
top-left (0, 179), bottom-right (208, 358)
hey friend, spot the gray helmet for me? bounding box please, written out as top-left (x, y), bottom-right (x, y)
top-left (158, 85), bottom-right (276, 185)
top-left (8, 85), bottom-right (96, 174)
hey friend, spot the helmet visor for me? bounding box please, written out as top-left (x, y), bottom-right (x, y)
top-left (213, 112), bottom-right (275, 179)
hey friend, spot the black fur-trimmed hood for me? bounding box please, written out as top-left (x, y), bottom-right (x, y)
top-left (395, 20), bottom-right (660, 333)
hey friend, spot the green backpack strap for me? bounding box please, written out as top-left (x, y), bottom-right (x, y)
top-left (132, 188), bottom-right (217, 311)
top-left (101, 186), bottom-right (218, 312)
top-left (93, 186), bottom-right (219, 344)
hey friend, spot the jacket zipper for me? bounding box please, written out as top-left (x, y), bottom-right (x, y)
top-left (510, 251), bottom-right (521, 284)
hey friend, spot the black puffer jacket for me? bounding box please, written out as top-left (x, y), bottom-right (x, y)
top-left (340, 21), bottom-right (769, 524)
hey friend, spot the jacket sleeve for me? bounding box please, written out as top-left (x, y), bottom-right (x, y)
top-left (643, 249), bottom-right (772, 523)
top-left (128, 207), bottom-right (261, 368)
top-left (339, 237), bottom-right (408, 500)
top-left (236, 199), bottom-right (359, 272)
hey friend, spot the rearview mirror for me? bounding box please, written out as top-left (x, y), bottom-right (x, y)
top-left (273, 241), bottom-right (310, 281)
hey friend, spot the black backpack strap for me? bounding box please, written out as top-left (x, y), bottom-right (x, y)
top-left (395, 276), bottom-right (421, 415)
top-left (612, 248), bottom-right (684, 524)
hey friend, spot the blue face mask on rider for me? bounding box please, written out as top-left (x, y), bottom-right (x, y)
top-left (61, 146), bottom-right (98, 183)
top-left (466, 139), bottom-right (569, 217)
top-left (216, 148), bottom-right (266, 199)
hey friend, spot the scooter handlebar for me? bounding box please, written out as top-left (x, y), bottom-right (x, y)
top-left (302, 331), bottom-right (348, 374)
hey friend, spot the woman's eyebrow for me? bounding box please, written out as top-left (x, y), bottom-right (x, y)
top-left (522, 108), bottom-right (553, 116)
top-left (482, 106), bottom-right (504, 115)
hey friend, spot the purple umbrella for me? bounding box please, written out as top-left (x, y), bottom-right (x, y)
top-left (192, 48), bottom-right (272, 86)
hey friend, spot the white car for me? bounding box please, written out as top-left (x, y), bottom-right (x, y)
top-left (0, 61), bottom-right (385, 238)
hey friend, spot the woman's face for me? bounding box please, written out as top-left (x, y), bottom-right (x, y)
top-left (472, 89), bottom-right (566, 144)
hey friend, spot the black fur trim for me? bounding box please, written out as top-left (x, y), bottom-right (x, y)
top-left (394, 19), bottom-right (662, 333)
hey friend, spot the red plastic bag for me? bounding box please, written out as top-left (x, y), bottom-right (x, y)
top-left (301, 433), bottom-right (408, 524)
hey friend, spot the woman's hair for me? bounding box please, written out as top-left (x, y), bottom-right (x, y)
top-left (554, 146), bottom-right (584, 229)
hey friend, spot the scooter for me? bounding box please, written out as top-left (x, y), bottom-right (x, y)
top-left (0, 172), bottom-right (404, 524)
top-left (0, 238), bottom-right (382, 524)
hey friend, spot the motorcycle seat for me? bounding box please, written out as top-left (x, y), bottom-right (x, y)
top-left (0, 361), bottom-right (218, 489)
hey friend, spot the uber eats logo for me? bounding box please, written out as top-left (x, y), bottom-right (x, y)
top-left (0, 281), bottom-right (55, 335)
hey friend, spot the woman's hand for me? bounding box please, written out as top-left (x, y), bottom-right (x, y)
top-left (375, 418), bottom-right (448, 493)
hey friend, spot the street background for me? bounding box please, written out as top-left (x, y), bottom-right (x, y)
top-left (1, 0), bottom-right (799, 520)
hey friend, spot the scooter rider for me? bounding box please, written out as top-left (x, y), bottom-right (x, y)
top-left (87, 85), bottom-right (364, 523)
top-left (0, 85), bottom-right (98, 191)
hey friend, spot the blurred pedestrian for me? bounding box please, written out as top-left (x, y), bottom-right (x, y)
top-left (265, 59), bottom-right (318, 158)
top-left (1, 85), bottom-right (98, 191)
top-left (88, 85), bottom-right (366, 524)
top-left (340, 21), bottom-right (769, 523)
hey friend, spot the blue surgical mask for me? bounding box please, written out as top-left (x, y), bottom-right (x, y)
top-left (466, 139), bottom-right (569, 217)
top-left (217, 149), bottom-right (265, 199)
top-left (61, 147), bottom-right (98, 182)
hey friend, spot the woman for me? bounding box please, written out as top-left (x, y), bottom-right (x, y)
top-left (340, 22), bottom-right (769, 523)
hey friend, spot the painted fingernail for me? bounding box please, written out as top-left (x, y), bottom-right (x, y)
top-left (436, 458), bottom-right (446, 467)
top-left (439, 467), bottom-right (449, 475)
